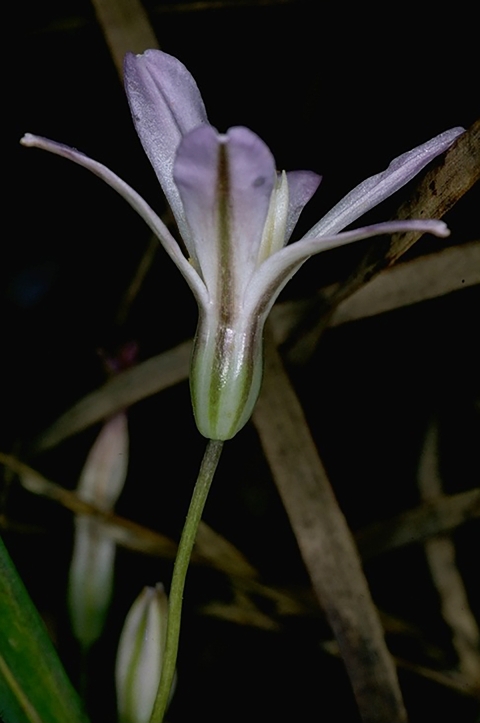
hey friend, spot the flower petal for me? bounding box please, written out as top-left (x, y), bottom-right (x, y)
top-left (303, 127), bottom-right (464, 238)
top-left (246, 219), bottom-right (450, 317)
top-left (257, 172), bottom-right (289, 266)
top-left (20, 133), bottom-right (207, 307)
top-left (124, 50), bottom-right (208, 241)
top-left (285, 170), bottom-right (322, 241)
top-left (173, 125), bottom-right (276, 302)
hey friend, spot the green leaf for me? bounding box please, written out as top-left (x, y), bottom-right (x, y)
top-left (0, 536), bottom-right (89, 723)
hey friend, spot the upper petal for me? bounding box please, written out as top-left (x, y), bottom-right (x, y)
top-left (285, 170), bottom-right (322, 242)
top-left (256, 170), bottom-right (322, 266)
top-left (173, 125), bottom-right (276, 303)
top-left (124, 50), bottom-right (208, 241)
top-left (303, 127), bottom-right (465, 238)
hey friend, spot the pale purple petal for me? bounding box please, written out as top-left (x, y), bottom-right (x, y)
top-left (285, 170), bottom-right (322, 242)
top-left (173, 125), bottom-right (276, 301)
top-left (247, 219), bottom-right (450, 317)
top-left (124, 50), bottom-right (208, 241)
top-left (20, 133), bottom-right (207, 307)
top-left (303, 127), bottom-right (465, 238)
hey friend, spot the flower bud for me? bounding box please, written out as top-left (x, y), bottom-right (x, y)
top-left (68, 412), bottom-right (129, 649)
top-left (115, 584), bottom-right (171, 723)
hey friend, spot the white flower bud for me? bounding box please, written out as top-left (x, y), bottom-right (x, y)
top-left (115, 584), bottom-right (171, 723)
top-left (68, 412), bottom-right (129, 649)
top-left (76, 411), bottom-right (129, 510)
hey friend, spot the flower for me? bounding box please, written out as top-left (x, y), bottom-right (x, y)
top-left (21, 50), bottom-right (464, 441)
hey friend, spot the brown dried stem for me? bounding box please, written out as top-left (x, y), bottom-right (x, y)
top-left (253, 330), bottom-right (408, 723)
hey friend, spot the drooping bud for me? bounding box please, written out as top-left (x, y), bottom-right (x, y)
top-left (68, 411), bottom-right (129, 649)
top-left (115, 584), bottom-right (171, 723)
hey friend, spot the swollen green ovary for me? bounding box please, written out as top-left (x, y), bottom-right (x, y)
top-left (190, 316), bottom-right (264, 440)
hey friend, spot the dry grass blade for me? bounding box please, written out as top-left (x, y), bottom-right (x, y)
top-left (271, 241), bottom-right (480, 339)
top-left (90, 0), bottom-right (163, 328)
top-left (393, 657), bottom-right (480, 698)
top-left (356, 488), bottom-right (480, 561)
top-left (0, 454), bottom-right (257, 581)
top-left (286, 119), bottom-right (480, 363)
top-left (194, 521), bottom-right (258, 578)
top-left (152, 0), bottom-right (296, 13)
top-left (253, 329), bottom-right (408, 723)
top-left (0, 452), bottom-right (177, 558)
top-left (321, 639), bottom-right (479, 698)
top-left (418, 421), bottom-right (480, 689)
top-left (201, 592), bottom-right (281, 632)
top-left (90, 0), bottom-right (159, 77)
top-left (35, 341), bottom-right (191, 452)
top-left (115, 235), bottom-right (159, 326)
top-left (0, 453), bottom-right (308, 620)
top-left (331, 240), bottom-right (480, 326)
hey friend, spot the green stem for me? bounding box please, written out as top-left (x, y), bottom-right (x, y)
top-left (149, 439), bottom-right (224, 723)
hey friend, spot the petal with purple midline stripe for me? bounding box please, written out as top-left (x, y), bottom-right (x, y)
top-left (173, 125), bottom-right (276, 302)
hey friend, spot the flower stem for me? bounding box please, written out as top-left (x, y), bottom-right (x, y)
top-left (149, 439), bottom-right (224, 723)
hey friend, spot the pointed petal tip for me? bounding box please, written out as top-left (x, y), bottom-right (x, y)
top-left (283, 170), bottom-right (322, 242)
top-left (287, 169), bottom-right (322, 198)
top-left (442, 126), bottom-right (465, 141)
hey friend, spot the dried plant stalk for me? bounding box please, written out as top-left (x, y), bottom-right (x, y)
top-left (254, 331), bottom-right (408, 723)
top-left (418, 421), bottom-right (480, 688)
top-left (91, 0), bottom-right (159, 77)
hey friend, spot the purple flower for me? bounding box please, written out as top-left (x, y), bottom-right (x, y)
top-left (21, 50), bottom-right (463, 440)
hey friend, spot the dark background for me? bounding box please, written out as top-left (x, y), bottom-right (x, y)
top-left (5, 1), bottom-right (480, 721)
